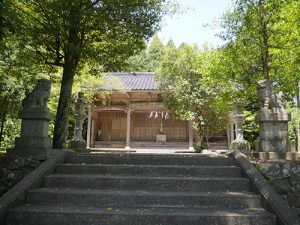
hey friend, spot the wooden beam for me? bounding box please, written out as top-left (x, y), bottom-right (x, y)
top-left (94, 106), bottom-right (127, 111)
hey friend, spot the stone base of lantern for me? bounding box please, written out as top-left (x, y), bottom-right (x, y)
top-left (230, 139), bottom-right (251, 156)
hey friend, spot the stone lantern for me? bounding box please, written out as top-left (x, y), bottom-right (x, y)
top-left (230, 107), bottom-right (251, 155)
top-left (69, 92), bottom-right (89, 152)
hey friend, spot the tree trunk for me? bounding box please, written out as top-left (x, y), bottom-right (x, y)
top-left (53, 55), bottom-right (77, 149)
top-left (0, 112), bottom-right (6, 148)
top-left (262, 31), bottom-right (270, 80)
top-left (52, 3), bottom-right (82, 149)
top-left (257, 0), bottom-right (270, 80)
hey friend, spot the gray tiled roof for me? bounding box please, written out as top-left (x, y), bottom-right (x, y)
top-left (103, 72), bottom-right (159, 91)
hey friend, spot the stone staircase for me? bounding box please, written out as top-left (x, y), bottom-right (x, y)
top-left (7, 153), bottom-right (276, 225)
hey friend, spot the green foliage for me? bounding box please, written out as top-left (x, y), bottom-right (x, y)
top-left (126, 35), bottom-right (166, 72)
top-left (243, 110), bottom-right (259, 149)
top-left (193, 143), bottom-right (207, 153)
top-left (0, 33), bottom-right (44, 149)
top-left (0, 0), bottom-right (19, 39)
top-left (11, 0), bottom-right (168, 71)
top-left (8, 0), bottom-right (169, 148)
top-left (286, 102), bottom-right (300, 142)
top-left (158, 43), bottom-right (237, 140)
top-left (217, 0), bottom-right (300, 146)
top-left (127, 38), bottom-right (238, 140)
top-left (220, 0), bottom-right (300, 101)
top-left (0, 117), bottom-right (20, 150)
top-left (255, 162), bottom-right (272, 181)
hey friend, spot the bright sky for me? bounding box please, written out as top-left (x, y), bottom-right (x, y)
top-left (157, 0), bottom-right (233, 48)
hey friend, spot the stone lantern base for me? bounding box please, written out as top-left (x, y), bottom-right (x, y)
top-left (230, 139), bottom-right (251, 156)
top-left (7, 109), bottom-right (52, 160)
top-left (68, 139), bottom-right (90, 153)
top-left (255, 108), bottom-right (290, 155)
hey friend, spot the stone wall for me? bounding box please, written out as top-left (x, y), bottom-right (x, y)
top-left (0, 155), bottom-right (42, 197)
top-left (257, 160), bottom-right (300, 216)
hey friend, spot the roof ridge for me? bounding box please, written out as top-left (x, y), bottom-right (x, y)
top-left (102, 72), bottom-right (158, 90)
top-left (105, 72), bottom-right (155, 76)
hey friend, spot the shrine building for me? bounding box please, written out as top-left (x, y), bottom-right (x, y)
top-left (86, 72), bottom-right (194, 150)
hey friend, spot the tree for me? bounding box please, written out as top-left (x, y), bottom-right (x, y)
top-left (220, 0), bottom-right (300, 99)
top-left (126, 35), bottom-right (165, 72)
top-left (0, 0), bottom-right (17, 39)
top-left (218, 0), bottom-right (300, 148)
top-left (10, 0), bottom-right (167, 148)
top-left (0, 34), bottom-right (43, 148)
top-left (157, 44), bottom-right (236, 142)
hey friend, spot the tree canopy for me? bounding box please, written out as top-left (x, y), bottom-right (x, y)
top-left (220, 0), bottom-right (300, 99)
top-left (9, 0), bottom-right (168, 148)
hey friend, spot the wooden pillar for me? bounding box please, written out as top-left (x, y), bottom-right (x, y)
top-left (188, 121), bottom-right (194, 150)
top-left (227, 122), bottom-right (235, 149)
top-left (91, 118), bottom-right (95, 148)
top-left (86, 106), bottom-right (91, 148)
top-left (125, 107), bottom-right (131, 150)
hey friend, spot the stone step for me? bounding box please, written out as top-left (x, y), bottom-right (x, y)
top-left (27, 188), bottom-right (262, 209)
top-left (7, 205), bottom-right (276, 225)
top-left (67, 153), bottom-right (234, 166)
top-left (43, 174), bottom-right (250, 192)
top-left (55, 164), bottom-right (242, 177)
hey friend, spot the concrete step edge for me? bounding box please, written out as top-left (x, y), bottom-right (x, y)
top-left (29, 188), bottom-right (258, 197)
top-left (44, 174), bottom-right (249, 181)
top-left (56, 164), bottom-right (240, 169)
top-left (9, 205), bottom-right (275, 217)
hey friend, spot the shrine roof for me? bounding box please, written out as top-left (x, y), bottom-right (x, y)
top-left (102, 72), bottom-right (159, 91)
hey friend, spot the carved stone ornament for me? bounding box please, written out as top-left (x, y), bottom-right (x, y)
top-left (22, 79), bottom-right (51, 111)
top-left (255, 79), bottom-right (291, 156)
top-left (257, 79), bottom-right (285, 110)
top-left (8, 79), bottom-right (52, 159)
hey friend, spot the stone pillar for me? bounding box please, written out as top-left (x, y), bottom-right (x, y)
top-left (226, 120), bottom-right (235, 149)
top-left (230, 109), bottom-right (250, 155)
top-left (8, 79), bottom-right (52, 159)
top-left (255, 79), bottom-right (291, 159)
top-left (256, 109), bottom-right (290, 155)
top-left (125, 107), bottom-right (131, 150)
top-left (231, 123), bottom-right (235, 142)
top-left (69, 92), bottom-right (89, 153)
top-left (86, 107), bottom-right (91, 149)
top-left (188, 121), bottom-right (194, 151)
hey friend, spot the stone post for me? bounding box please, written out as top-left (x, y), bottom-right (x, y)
top-left (230, 108), bottom-right (250, 155)
top-left (255, 79), bottom-right (291, 159)
top-left (227, 118), bottom-right (235, 149)
top-left (8, 79), bottom-right (52, 159)
top-left (69, 92), bottom-right (89, 153)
